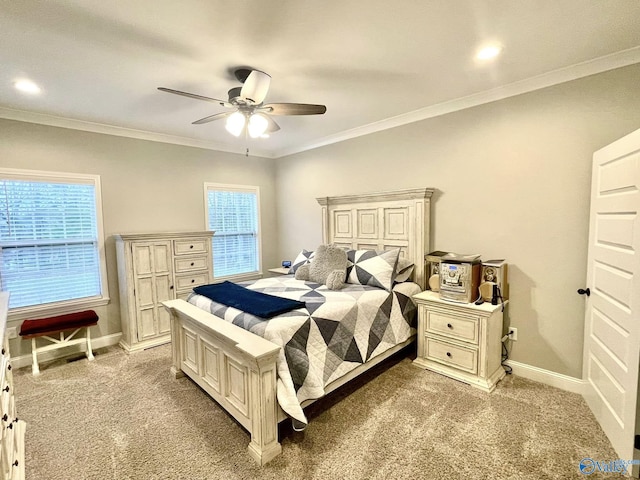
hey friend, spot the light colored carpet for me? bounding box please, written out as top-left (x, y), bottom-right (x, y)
top-left (13, 344), bottom-right (622, 480)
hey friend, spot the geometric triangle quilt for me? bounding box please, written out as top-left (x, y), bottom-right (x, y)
top-left (188, 275), bottom-right (421, 427)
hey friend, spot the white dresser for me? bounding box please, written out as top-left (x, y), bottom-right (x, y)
top-left (0, 293), bottom-right (25, 480)
top-left (413, 290), bottom-right (507, 392)
top-left (115, 232), bottom-right (214, 353)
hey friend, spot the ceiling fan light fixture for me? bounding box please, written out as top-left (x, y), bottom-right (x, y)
top-left (158, 68), bottom-right (325, 141)
top-left (241, 70), bottom-right (271, 104)
top-left (225, 111), bottom-right (246, 137)
top-left (248, 113), bottom-right (269, 138)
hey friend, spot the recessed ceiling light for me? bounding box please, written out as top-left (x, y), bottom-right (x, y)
top-left (476, 45), bottom-right (503, 61)
top-left (14, 79), bottom-right (42, 95)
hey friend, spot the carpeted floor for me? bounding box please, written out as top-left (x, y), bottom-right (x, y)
top-left (13, 344), bottom-right (623, 480)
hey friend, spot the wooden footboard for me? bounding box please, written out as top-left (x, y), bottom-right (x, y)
top-left (162, 299), bottom-right (282, 465)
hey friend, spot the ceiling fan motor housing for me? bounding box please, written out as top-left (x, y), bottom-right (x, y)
top-left (228, 86), bottom-right (243, 104)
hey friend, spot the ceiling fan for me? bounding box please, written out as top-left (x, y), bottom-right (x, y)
top-left (158, 68), bottom-right (327, 139)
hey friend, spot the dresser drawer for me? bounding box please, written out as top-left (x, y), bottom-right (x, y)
top-left (425, 336), bottom-right (478, 374)
top-left (176, 291), bottom-right (193, 301)
top-left (174, 256), bottom-right (209, 273)
top-left (425, 309), bottom-right (479, 345)
top-left (175, 272), bottom-right (210, 291)
top-left (174, 239), bottom-right (209, 256)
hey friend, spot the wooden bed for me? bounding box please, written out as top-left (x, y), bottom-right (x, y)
top-left (162, 188), bottom-right (434, 464)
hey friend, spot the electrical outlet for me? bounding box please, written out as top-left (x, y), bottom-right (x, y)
top-left (6, 326), bottom-right (17, 339)
top-left (508, 327), bottom-right (518, 341)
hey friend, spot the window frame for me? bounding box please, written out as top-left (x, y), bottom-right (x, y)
top-left (203, 182), bottom-right (262, 282)
top-left (0, 168), bottom-right (110, 321)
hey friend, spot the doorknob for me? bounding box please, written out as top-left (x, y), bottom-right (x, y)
top-left (577, 287), bottom-right (591, 296)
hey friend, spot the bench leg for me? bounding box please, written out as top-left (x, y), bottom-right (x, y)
top-left (31, 338), bottom-right (40, 376)
top-left (86, 327), bottom-right (95, 361)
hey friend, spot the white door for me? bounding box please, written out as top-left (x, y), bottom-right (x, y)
top-left (582, 128), bottom-right (640, 468)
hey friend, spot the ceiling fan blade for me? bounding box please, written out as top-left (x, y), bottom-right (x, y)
top-left (240, 70), bottom-right (271, 104)
top-left (265, 116), bottom-right (280, 134)
top-left (158, 87), bottom-right (232, 108)
top-left (262, 103), bottom-right (327, 115)
top-left (192, 111), bottom-right (233, 125)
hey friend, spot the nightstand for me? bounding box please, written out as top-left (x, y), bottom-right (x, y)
top-left (267, 267), bottom-right (291, 275)
top-left (413, 290), bottom-right (507, 392)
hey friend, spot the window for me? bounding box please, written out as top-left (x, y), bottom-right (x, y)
top-left (0, 169), bottom-right (109, 315)
top-left (204, 183), bottom-right (261, 278)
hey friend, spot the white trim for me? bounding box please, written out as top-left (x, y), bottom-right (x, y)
top-left (0, 107), bottom-right (275, 159)
top-left (215, 272), bottom-right (263, 283)
top-left (0, 168), bottom-right (110, 313)
top-left (505, 360), bottom-right (587, 395)
top-left (10, 332), bottom-right (122, 370)
top-left (203, 182), bottom-right (263, 277)
top-left (1, 48), bottom-right (638, 159)
top-left (274, 46), bottom-right (640, 158)
top-left (7, 296), bottom-right (110, 323)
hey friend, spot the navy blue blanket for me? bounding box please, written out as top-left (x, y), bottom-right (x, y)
top-left (193, 281), bottom-right (306, 319)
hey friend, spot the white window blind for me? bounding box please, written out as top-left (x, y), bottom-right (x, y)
top-left (0, 174), bottom-right (104, 310)
top-left (205, 184), bottom-right (260, 278)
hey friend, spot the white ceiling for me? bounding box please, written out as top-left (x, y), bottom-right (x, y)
top-left (1, 1), bottom-right (640, 158)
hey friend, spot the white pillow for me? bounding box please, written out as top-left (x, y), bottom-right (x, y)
top-left (394, 257), bottom-right (415, 283)
top-left (288, 249), bottom-right (315, 274)
top-left (346, 248), bottom-right (400, 291)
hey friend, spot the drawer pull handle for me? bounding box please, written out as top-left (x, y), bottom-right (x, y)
top-left (190, 262), bottom-right (194, 266)
top-left (2, 414), bottom-right (7, 422)
top-left (447, 323), bottom-right (453, 329)
top-left (1, 348), bottom-right (4, 355)
top-left (169, 285), bottom-right (174, 290)
top-left (190, 245), bottom-right (194, 249)
top-left (446, 352), bottom-right (452, 357)
top-left (191, 279), bottom-right (195, 283)
top-left (7, 364), bottom-right (11, 371)
top-left (7, 422), bottom-right (12, 429)
top-left (3, 386), bottom-right (9, 393)
top-left (13, 460), bottom-right (18, 467)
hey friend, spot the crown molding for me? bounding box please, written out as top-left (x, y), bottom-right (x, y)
top-left (2, 46), bottom-right (639, 160)
top-left (317, 187), bottom-right (435, 206)
top-left (0, 107), bottom-right (275, 159)
top-left (274, 46), bottom-right (640, 158)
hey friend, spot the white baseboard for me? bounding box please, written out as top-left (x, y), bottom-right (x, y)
top-left (505, 360), bottom-right (587, 395)
top-left (11, 333), bottom-right (587, 396)
top-left (11, 332), bottom-right (122, 370)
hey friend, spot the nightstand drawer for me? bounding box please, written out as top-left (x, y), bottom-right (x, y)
top-left (425, 336), bottom-right (478, 374)
top-left (175, 272), bottom-right (210, 290)
top-left (174, 239), bottom-right (209, 256)
top-left (175, 256), bottom-right (209, 273)
top-left (425, 310), bottom-right (479, 344)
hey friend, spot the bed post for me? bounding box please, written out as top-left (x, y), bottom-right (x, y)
top-left (246, 349), bottom-right (282, 465)
top-left (167, 306), bottom-right (185, 379)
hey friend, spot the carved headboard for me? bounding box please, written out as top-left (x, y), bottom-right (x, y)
top-left (316, 188), bottom-right (434, 290)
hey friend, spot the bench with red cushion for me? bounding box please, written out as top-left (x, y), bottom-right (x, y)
top-left (19, 310), bottom-right (99, 375)
top-left (19, 310), bottom-right (99, 338)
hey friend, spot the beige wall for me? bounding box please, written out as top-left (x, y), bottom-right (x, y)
top-left (2, 64), bottom-right (639, 376)
top-left (274, 64), bottom-right (640, 378)
top-left (0, 120), bottom-right (278, 356)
